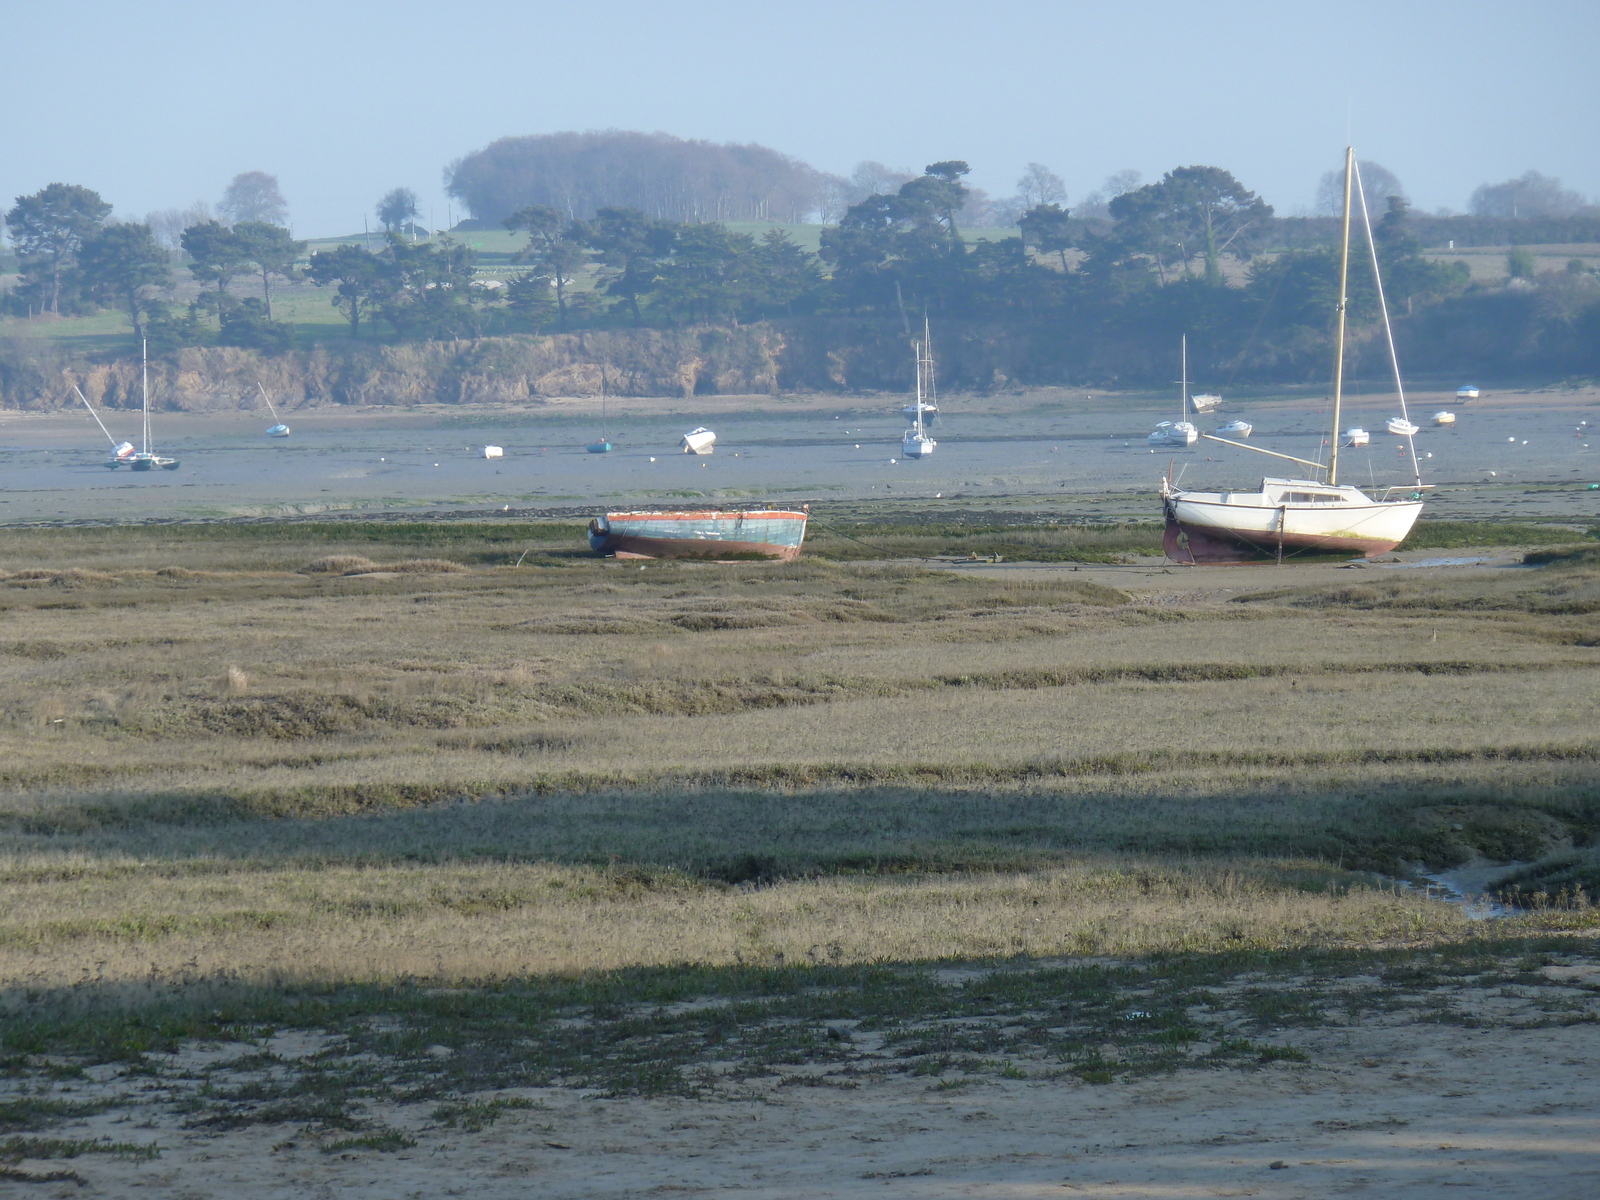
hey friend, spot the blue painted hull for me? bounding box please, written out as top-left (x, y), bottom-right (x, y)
top-left (588, 510), bottom-right (808, 561)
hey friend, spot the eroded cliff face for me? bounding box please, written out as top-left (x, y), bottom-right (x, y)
top-left (0, 318), bottom-right (1129, 410)
top-left (0, 326), bottom-right (791, 411)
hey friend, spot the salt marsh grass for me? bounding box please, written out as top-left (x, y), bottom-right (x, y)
top-left (0, 518), bottom-right (1597, 1004)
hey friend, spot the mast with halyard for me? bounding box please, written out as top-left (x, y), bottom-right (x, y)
top-left (127, 338), bottom-right (180, 471)
top-left (901, 318), bottom-right (937, 459)
top-left (1160, 147), bottom-right (1425, 563)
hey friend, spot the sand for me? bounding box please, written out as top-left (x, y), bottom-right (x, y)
top-left (14, 962), bottom-right (1600, 1199)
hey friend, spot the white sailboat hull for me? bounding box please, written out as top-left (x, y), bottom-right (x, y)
top-left (901, 434), bottom-right (936, 458)
top-left (1164, 478), bottom-right (1422, 562)
top-left (681, 428), bottom-right (716, 455)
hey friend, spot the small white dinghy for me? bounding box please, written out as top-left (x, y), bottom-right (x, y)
top-left (1215, 419), bottom-right (1253, 438)
top-left (481, 445), bottom-right (504, 459)
top-left (1386, 417), bottom-right (1421, 437)
top-left (1457, 385), bottom-right (1480, 401)
top-left (1190, 392), bottom-right (1223, 414)
top-left (1342, 427), bottom-right (1370, 447)
top-left (1432, 411), bottom-right (1456, 426)
top-left (681, 427), bottom-right (716, 455)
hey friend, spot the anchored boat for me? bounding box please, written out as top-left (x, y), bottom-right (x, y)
top-left (1162, 148), bottom-right (1425, 563)
top-left (118, 340), bottom-right (179, 471)
top-left (588, 509), bottom-right (809, 561)
top-left (901, 320), bottom-right (937, 460)
top-left (1147, 336), bottom-right (1199, 448)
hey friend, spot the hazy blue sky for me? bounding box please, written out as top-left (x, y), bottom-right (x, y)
top-left (5, 0), bottom-right (1596, 237)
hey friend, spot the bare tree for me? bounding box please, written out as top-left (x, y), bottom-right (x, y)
top-left (220, 172), bottom-right (288, 226)
top-left (1015, 162), bottom-right (1066, 209)
top-left (846, 160), bottom-right (918, 205)
top-left (144, 201), bottom-right (213, 251)
top-left (1075, 170), bottom-right (1143, 220)
top-left (813, 174), bottom-right (854, 225)
top-left (1470, 171), bottom-right (1589, 219)
top-left (1315, 161), bottom-right (1404, 215)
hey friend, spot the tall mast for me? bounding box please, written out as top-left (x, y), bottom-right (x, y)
top-left (1329, 146), bottom-right (1354, 486)
top-left (141, 337), bottom-right (150, 455)
top-left (1180, 333), bottom-right (1188, 420)
top-left (913, 328), bottom-right (924, 438)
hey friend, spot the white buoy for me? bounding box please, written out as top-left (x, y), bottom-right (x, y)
top-left (649, 456), bottom-right (656, 462)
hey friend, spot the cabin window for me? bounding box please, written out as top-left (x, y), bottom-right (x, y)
top-left (1283, 492), bottom-right (1346, 504)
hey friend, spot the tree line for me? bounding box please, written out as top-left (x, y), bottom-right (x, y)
top-left (5, 159), bottom-right (1597, 382)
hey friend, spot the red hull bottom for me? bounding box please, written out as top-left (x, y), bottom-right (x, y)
top-left (605, 535), bottom-right (801, 563)
top-left (1164, 517), bottom-right (1402, 565)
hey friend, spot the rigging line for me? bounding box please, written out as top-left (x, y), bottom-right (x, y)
top-left (1220, 252), bottom-right (1295, 393)
top-left (1352, 161), bottom-right (1422, 489)
top-left (806, 515), bottom-right (930, 561)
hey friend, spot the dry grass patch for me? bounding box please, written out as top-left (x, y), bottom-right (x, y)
top-left (4, 855), bottom-right (1588, 991)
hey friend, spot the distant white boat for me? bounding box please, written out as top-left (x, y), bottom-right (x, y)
top-left (902, 321), bottom-right (938, 459)
top-left (681, 427), bottom-right (716, 455)
top-left (119, 340), bottom-right (179, 471)
top-left (1215, 419), bottom-right (1253, 438)
top-left (1343, 427), bottom-right (1370, 447)
top-left (1149, 335), bottom-right (1200, 447)
top-left (900, 400), bottom-right (939, 422)
top-left (1457, 385), bottom-right (1480, 401)
top-left (482, 445), bottom-right (504, 459)
top-left (258, 383), bottom-right (290, 438)
top-left (1386, 417), bottom-right (1421, 437)
top-left (1148, 420), bottom-right (1198, 447)
top-left (1432, 411), bottom-right (1456, 426)
top-left (1190, 393), bottom-right (1223, 414)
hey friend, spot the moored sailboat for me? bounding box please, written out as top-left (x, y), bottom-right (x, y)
top-left (901, 320), bottom-right (937, 460)
top-left (1162, 148), bottom-right (1425, 563)
top-left (1147, 335), bottom-right (1198, 447)
top-left (126, 340), bottom-right (179, 471)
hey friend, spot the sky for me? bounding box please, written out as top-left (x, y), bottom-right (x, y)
top-left (3, 0), bottom-right (1597, 239)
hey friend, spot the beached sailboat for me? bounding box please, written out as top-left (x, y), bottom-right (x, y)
top-left (1148, 336), bottom-right (1199, 447)
top-left (588, 508), bottom-right (809, 561)
top-left (681, 427), bottom-right (716, 455)
top-left (73, 384), bottom-right (136, 466)
top-left (1162, 148), bottom-right (1425, 563)
top-left (126, 340), bottom-right (179, 471)
top-left (258, 383), bottom-right (290, 437)
top-left (901, 321), bottom-right (937, 460)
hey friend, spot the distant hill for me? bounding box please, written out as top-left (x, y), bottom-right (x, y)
top-left (445, 130), bottom-right (832, 226)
